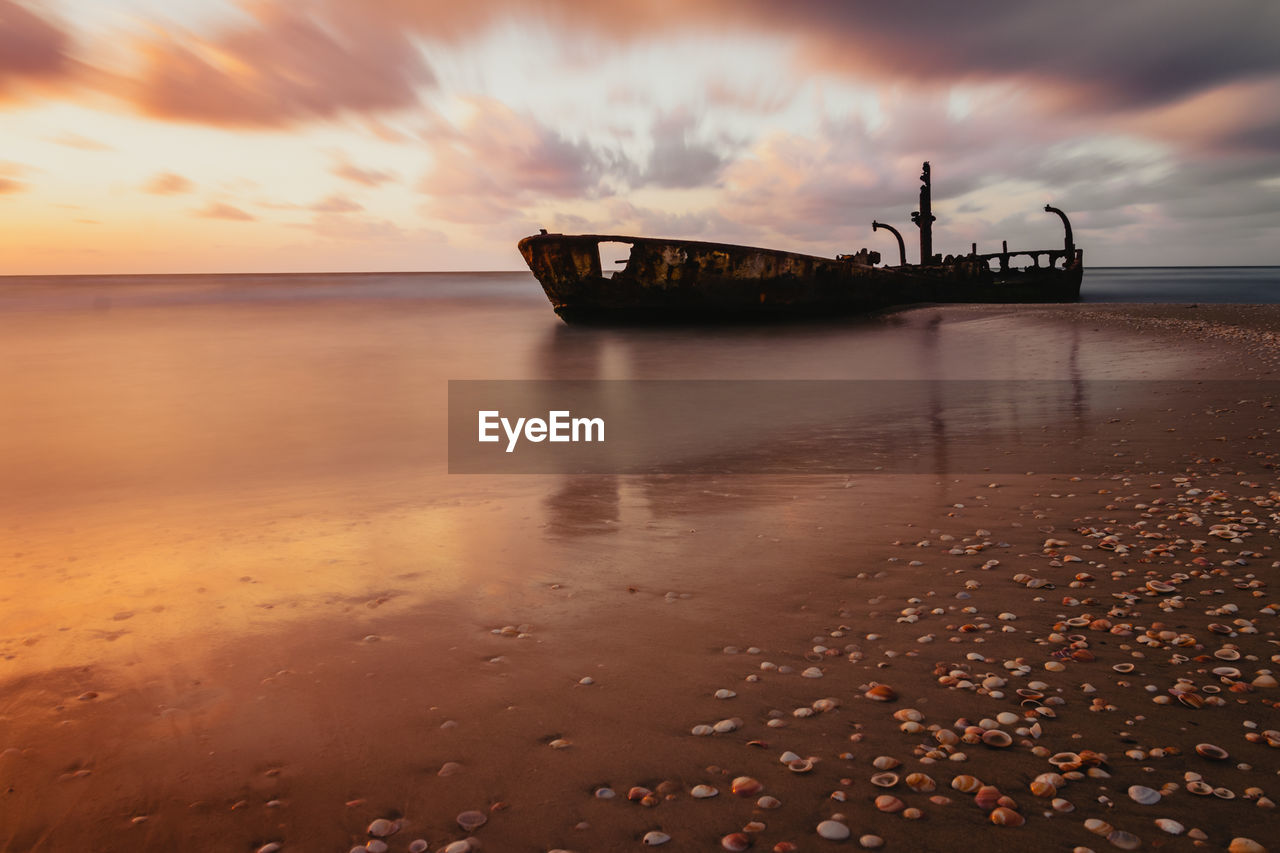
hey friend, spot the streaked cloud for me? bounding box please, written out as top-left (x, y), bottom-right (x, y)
top-left (195, 201), bottom-right (255, 221)
top-left (120, 3), bottom-right (435, 127)
top-left (0, 0), bottom-right (71, 97)
top-left (310, 194), bottom-right (363, 213)
top-left (48, 131), bottom-right (113, 151)
top-left (144, 171), bottom-right (194, 194)
top-left (0, 177), bottom-right (25, 194)
top-left (331, 157), bottom-right (396, 187)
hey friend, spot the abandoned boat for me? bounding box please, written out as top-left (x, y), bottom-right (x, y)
top-left (518, 162), bottom-right (1083, 323)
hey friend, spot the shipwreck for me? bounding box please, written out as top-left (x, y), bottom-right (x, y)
top-left (518, 162), bottom-right (1083, 323)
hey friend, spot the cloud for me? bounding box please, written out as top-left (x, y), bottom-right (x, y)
top-left (143, 171), bottom-right (194, 194)
top-left (641, 111), bottom-right (729, 189)
top-left (196, 201), bottom-right (256, 221)
top-left (418, 98), bottom-right (631, 225)
top-left (332, 158), bottom-right (396, 186)
top-left (122, 2), bottom-right (435, 127)
top-left (48, 131), bottom-right (112, 151)
top-left (0, 176), bottom-right (25, 194)
top-left (310, 194), bottom-right (363, 213)
top-left (293, 211), bottom-right (406, 241)
top-left (0, 0), bottom-right (71, 97)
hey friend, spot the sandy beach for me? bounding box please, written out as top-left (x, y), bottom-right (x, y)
top-left (2, 297), bottom-right (1278, 853)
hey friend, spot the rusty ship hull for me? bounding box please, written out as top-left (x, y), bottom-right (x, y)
top-left (518, 162), bottom-right (1083, 324)
top-left (518, 233), bottom-right (1083, 323)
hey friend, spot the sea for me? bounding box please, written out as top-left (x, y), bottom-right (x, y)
top-left (0, 264), bottom-right (1277, 848)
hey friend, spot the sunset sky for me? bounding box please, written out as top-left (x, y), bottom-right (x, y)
top-left (1, 0), bottom-right (1278, 273)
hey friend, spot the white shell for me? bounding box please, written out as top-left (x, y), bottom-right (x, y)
top-left (643, 831), bottom-right (671, 845)
top-left (691, 784), bottom-right (718, 798)
top-left (1128, 785), bottom-right (1161, 805)
top-left (816, 820), bottom-right (851, 841)
top-left (1155, 819), bottom-right (1184, 835)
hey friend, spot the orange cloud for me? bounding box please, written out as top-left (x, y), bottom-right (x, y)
top-left (0, 177), bottom-right (25, 194)
top-left (0, 0), bottom-right (71, 99)
top-left (48, 131), bottom-right (113, 151)
top-left (196, 202), bottom-right (255, 221)
top-left (144, 172), bottom-right (194, 194)
top-left (332, 158), bottom-right (396, 187)
top-left (310, 194), bottom-right (363, 213)
top-left (122, 3), bottom-right (434, 127)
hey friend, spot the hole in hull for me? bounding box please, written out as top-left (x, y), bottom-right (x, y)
top-left (598, 241), bottom-right (633, 278)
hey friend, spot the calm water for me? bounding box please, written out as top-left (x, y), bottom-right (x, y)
top-left (0, 264), bottom-right (1273, 849)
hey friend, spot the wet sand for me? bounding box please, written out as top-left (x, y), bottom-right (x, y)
top-left (1, 295), bottom-right (1278, 852)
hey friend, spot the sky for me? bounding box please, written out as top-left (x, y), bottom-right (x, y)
top-left (1, 0), bottom-right (1278, 273)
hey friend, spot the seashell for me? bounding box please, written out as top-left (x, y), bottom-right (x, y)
top-left (756, 795), bottom-right (781, 809)
top-left (788, 758), bottom-right (816, 773)
top-left (1112, 663), bottom-right (1135, 673)
top-left (872, 756), bottom-right (901, 770)
top-left (594, 787), bottom-right (616, 799)
top-left (816, 820), bottom-right (851, 841)
top-left (691, 784), bottom-right (719, 799)
top-left (1228, 839), bottom-right (1267, 853)
top-left (905, 773), bottom-right (936, 792)
top-left (1029, 780), bottom-right (1056, 798)
top-left (1049, 752), bottom-right (1082, 768)
top-left (691, 725), bottom-right (714, 736)
top-left (875, 794), bottom-right (905, 813)
top-left (859, 836), bottom-right (884, 849)
top-left (442, 843), bottom-right (469, 853)
top-left (871, 772), bottom-right (899, 788)
top-left (1052, 797), bottom-right (1074, 813)
top-left (1215, 647), bottom-right (1241, 660)
top-left (865, 684), bottom-right (897, 701)
top-left (1187, 781), bottom-right (1213, 795)
top-left (456, 810), bottom-right (487, 831)
top-left (628, 786), bottom-right (653, 801)
top-left (408, 842), bottom-right (429, 853)
top-left (713, 719), bottom-right (740, 733)
top-left (368, 819), bottom-right (398, 838)
top-left (779, 751), bottom-right (801, 764)
top-left (643, 831), bottom-right (671, 846)
top-left (1214, 787), bottom-right (1235, 800)
top-left (715, 689), bottom-right (737, 699)
top-left (982, 730), bottom-right (1012, 748)
top-left (1146, 580), bottom-right (1175, 594)
top-left (1213, 666), bottom-right (1242, 678)
top-left (1084, 818), bottom-right (1113, 836)
top-left (813, 697), bottom-right (839, 712)
top-left (893, 708), bottom-right (923, 722)
top-left (801, 667), bottom-right (823, 679)
top-left (951, 775), bottom-right (982, 793)
top-left (1195, 743), bottom-right (1229, 760)
top-left (1127, 785), bottom-right (1160, 805)
top-left (974, 785), bottom-right (1001, 810)
top-left (901, 807), bottom-right (923, 819)
top-left (1155, 818), bottom-right (1184, 834)
top-left (1107, 830), bottom-right (1142, 850)
top-left (720, 833), bottom-right (752, 851)
top-left (773, 844), bottom-right (799, 853)
top-left (1253, 674), bottom-right (1278, 688)
top-left (990, 807), bottom-right (1024, 826)
top-left (732, 777), bottom-right (763, 797)
top-left (1035, 772), bottom-right (1066, 788)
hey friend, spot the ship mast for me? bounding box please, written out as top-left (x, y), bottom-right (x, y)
top-left (910, 162), bottom-right (936, 265)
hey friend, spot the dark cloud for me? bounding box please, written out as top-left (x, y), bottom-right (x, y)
top-left (641, 112), bottom-right (728, 189)
top-left (0, 0), bottom-right (70, 96)
top-left (196, 202), bottom-right (256, 221)
top-left (143, 172), bottom-right (194, 194)
top-left (419, 99), bottom-right (632, 224)
top-left (126, 3), bottom-right (434, 127)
